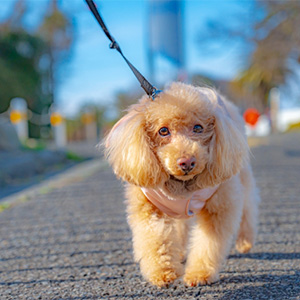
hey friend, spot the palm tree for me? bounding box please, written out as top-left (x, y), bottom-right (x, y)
top-left (231, 1), bottom-right (300, 110)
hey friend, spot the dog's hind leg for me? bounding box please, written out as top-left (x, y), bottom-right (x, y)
top-left (126, 185), bottom-right (185, 287)
top-left (235, 165), bottom-right (260, 253)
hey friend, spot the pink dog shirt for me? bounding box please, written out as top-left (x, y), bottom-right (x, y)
top-left (141, 185), bottom-right (219, 219)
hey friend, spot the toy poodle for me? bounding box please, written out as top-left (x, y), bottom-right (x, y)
top-left (104, 82), bottom-right (260, 287)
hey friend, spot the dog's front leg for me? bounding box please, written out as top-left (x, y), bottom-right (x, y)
top-left (126, 186), bottom-right (184, 287)
top-left (184, 181), bottom-right (243, 286)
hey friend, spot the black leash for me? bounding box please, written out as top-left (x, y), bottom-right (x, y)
top-left (85, 0), bottom-right (162, 100)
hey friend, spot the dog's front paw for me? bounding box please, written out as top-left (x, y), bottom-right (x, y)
top-left (147, 269), bottom-right (179, 287)
top-left (183, 269), bottom-right (219, 287)
top-left (139, 257), bottom-right (182, 287)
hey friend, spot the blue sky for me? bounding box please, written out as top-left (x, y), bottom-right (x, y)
top-left (0, 0), bottom-right (260, 116)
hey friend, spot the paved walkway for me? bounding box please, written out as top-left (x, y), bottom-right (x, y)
top-left (0, 133), bottom-right (299, 299)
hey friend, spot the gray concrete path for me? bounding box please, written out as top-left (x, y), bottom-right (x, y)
top-left (0, 133), bottom-right (299, 299)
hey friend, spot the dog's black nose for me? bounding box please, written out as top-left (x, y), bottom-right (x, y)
top-left (177, 157), bottom-right (196, 174)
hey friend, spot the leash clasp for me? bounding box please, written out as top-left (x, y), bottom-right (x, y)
top-left (109, 41), bottom-right (121, 52)
top-left (151, 88), bottom-right (163, 101)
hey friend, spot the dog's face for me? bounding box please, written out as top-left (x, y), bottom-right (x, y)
top-left (105, 83), bottom-right (248, 190)
top-left (144, 92), bottom-right (214, 182)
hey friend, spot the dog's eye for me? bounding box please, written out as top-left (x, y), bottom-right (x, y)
top-left (159, 127), bottom-right (170, 137)
top-left (193, 124), bottom-right (204, 133)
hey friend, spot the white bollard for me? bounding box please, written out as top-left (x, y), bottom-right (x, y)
top-left (9, 97), bottom-right (28, 142)
top-left (81, 111), bottom-right (98, 142)
top-left (50, 109), bottom-right (67, 148)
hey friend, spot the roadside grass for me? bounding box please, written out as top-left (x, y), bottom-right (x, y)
top-left (22, 138), bottom-right (47, 151)
top-left (0, 202), bottom-right (11, 213)
top-left (66, 150), bottom-right (85, 162)
top-left (0, 195), bottom-right (31, 213)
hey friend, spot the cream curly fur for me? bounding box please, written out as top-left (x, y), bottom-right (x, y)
top-left (105, 82), bottom-right (260, 287)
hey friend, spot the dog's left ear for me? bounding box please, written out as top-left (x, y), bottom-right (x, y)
top-left (207, 95), bottom-right (249, 183)
top-left (104, 109), bottom-right (164, 187)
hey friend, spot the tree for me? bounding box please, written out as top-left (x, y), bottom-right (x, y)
top-left (115, 90), bottom-right (143, 119)
top-left (198, 0), bottom-right (300, 111)
top-left (0, 30), bottom-right (48, 113)
top-left (1, 0), bottom-right (27, 30)
top-left (232, 1), bottom-right (300, 110)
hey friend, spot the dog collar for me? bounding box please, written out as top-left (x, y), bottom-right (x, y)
top-left (141, 185), bottom-right (219, 219)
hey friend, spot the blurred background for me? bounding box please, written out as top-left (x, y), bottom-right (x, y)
top-left (0, 0), bottom-right (300, 198)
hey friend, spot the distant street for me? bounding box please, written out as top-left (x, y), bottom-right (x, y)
top-left (0, 132), bottom-right (299, 299)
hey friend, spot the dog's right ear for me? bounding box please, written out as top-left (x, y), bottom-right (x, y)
top-left (104, 110), bottom-right (163, 187)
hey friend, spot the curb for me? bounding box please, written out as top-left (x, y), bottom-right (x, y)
top-left (0, 158), bottom-right (108, 210)
top-left (247, 136), bottom-right (269, 148)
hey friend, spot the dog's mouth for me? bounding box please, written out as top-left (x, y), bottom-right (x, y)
top-left (170, 174), bottom-right (198, 183)
top-left (169, 174), bottom-right (193, 183)
top-left (159, 154), bottom-right (205, 184)
top-left (164, 174), bottom-right (200, 195)
top-left (172, 173), bottom-right (196, 181)
top-left (163, 164), bottom-right (203, 182)
top-left (169, 164), bottom-right (203, 182)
